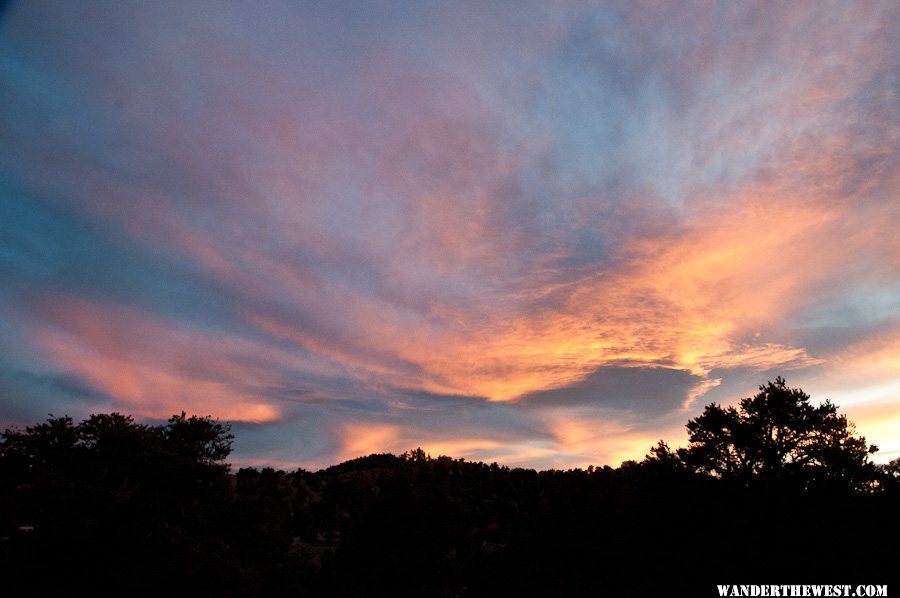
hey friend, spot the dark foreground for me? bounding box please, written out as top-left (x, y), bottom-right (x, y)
top-left (2, 440), bottom-right (898, 597)
top-left (2, 383), bottom-right (899, 596)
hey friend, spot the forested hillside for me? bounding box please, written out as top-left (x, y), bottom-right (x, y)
top-left (2, 382), bottom-right (897, 596)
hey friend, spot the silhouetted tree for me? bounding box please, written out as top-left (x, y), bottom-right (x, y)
top-left (879, 457), bottom-right (900, 495)
top-left (0, 412), bottom-right (238, 595)
top-left (165, 411), bottom-right (234, 465)
top-left (678, 377), bottom-right (878, 492)
top-left (0, 414), bottom-right (80, 477)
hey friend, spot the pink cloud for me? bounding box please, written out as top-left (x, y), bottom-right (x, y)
top-left (28, 295), bottom-right (320, 422)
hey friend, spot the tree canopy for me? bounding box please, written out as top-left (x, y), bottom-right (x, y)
top-left (0, 411), bottom-right (232, 479)
top-left (677, 377), bottom-right (878, 492)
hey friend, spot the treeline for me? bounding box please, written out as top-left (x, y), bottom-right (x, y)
top-left (1, 380), bottom-right (898, 596)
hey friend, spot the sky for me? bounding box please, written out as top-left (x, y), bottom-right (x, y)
top-left (1, 1), bottom-right (899, 470)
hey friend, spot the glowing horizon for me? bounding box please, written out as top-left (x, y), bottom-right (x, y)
top-left (1, 1), bottom-right (898, 469)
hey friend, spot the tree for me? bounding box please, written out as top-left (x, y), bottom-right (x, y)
top-left (0, 411), bottom-right (234, 531)
top-left (0, 411), bottom-right (238, 594)
top-left (0, 412), bottom-right (232, 481)
top-left (164, 411), bottom-right (233, 466)
top-left (879, 458), bottom-right (900, 494)
top-left (678, 377), bottom-right (878, 492)
top-left (0, 415), bottom-right (80, 477)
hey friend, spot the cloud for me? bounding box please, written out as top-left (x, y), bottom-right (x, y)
top-left (516, 366), bottom-right (702, 414)
top-left (26, 295), bottom-right (303, 422)
top-left (0, 1), bottom-right (898, 467)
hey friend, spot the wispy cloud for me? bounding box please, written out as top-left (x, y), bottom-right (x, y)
top-left (1, 1), bottom-right (898, 468)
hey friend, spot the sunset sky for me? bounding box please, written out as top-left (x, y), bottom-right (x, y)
top-left (1, 1), bottom-right (898, 469)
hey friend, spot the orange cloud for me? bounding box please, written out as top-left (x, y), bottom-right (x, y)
top-left (330, 411), bottom-right (686, 471)
top-left (829, 330), bottom-right (900, 381)
top-left (339, 423), bottom-right (401, 462)
top-left (31, 296), bottom-right (288, 422)
top-left (388, 193), bottom-right (841, 400)
top-left (843, 404), bottom-right (900, 464)
top-left (222, 187), bottom-right (881, 407)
